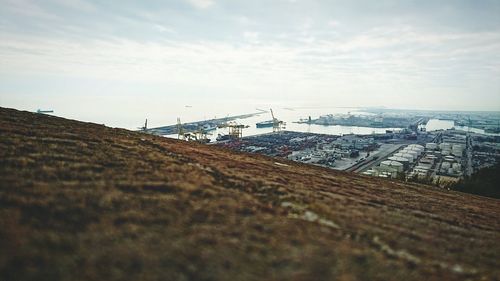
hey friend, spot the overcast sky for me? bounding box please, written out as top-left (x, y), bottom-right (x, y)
top-left (1, 0), bottom-right (499, 116)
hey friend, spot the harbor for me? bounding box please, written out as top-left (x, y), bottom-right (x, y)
top-left (207, 109), bottom-right (500, 187)
top-left (144, 106), bottom-right (499, 186)
top-left (145, 109), bottom-right (267, 135)
top-left (214, 127), bottom-right (499, 186)
top-left (152, 106), bottom-right (406, 142)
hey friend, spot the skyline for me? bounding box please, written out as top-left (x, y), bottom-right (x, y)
top-left (1, 0), bottom-right (500, 125)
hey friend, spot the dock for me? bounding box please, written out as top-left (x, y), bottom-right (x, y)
top-left (146, 110), bottom-right (266, 135)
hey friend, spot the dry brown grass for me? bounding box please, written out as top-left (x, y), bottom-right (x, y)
top-left (0, 107), bottom-right (499, 281)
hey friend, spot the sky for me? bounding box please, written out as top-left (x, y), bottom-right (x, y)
top-left (0, 0), bottom-right (499, 127)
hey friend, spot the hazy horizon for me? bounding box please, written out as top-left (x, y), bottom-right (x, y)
top-left (1, 0), bottom-right (500, 126)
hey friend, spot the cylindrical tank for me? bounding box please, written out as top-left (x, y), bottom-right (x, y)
top-left (426, 143), bottom-right (438, 150)
top-left (388, 156), bottom-right (409, 170)
top-left (402, 149), bottom-right (418, 158)
top-left (407, 148), bottom-right (423, 156)
top-left (444, 156), bottom-right (455, 162)
top-left (380, 160), bottom-right (404, 172)
top-left (451, 145), bottom-right (464, 156)
top-left (441, 162), bottom-right (451, 169)
top-left (395, 152), bottom-right (414, 162)
top-left (440, 143), bottom-right (452, 150)
top-left (407, 144), bottom-right (424, 152)
top-left (452, 163), bottom-right (461, 172)
top-left (363, 170), bottom-right (374, 176)
top-left (388, 156), bottom-right (409, 163)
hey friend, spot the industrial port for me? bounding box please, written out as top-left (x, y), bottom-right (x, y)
top-left (210, 109), bottom-right (500, 187)
top-left (144, 109), bottom-right (267, 136)
top-left (147, 107), bottom-right (498, 188)
top-left (215, 128), bottom-right (499, 187)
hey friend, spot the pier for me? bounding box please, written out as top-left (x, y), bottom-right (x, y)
top-left (146, 109), bottom-right (266, 135)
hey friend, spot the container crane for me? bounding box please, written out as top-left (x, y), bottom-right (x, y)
top-left (139, 119), bottom-right (148, 132)
top-left (177, 118), bottom-right (211, 143)
top-left (177, 118), bottom-right (185, 139)
top-left (270, 108), bottom-right (286, 132)
top-left (217, 121), bottom-right (248, 141)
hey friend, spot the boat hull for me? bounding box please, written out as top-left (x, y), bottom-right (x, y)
top-left (256, 121), bottom-right (274, 128)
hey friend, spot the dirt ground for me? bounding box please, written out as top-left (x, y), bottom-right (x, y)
top-left (1, 107), bottom-right (499, 281)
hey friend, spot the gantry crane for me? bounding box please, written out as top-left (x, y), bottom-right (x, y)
top-left (177, 118), bottom-right (185, 139)
top-left (137, 119), bottom-right (148, 132)
top-left (217, 121), bottom-right (248, 140)
top-left (176, 118), bottom-right (211, 143)
top-left (270, 108), bottom-right (286, 132)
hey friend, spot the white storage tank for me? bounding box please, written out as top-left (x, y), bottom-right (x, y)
top-left (444, 156), bottom-right (455, 162)
top-left (440, 142), bottom-right (452, 150)
top-left (363, 170), bottom-right (374, 176)
top-left (420, 157), bottom-right (434, 165)
top-left (408, 144), bottom-right (425, 151)
top-left (442, 150), bottom-right (451, 156)
top-left (388, 156), bottom-right (409, 169)
top-left (402, 149), bottom-right (419, 158)
top-left (441, 162), bottom-right (451, 169)
top-left (395, 152), bottom-right (415, 162)
top-left (406, 144), bottom-right (424, 154)
top-left (414, 144), bottom-right (425, 150)
top-left (448, 168), bottom-right (455, 175)
top-left (452, 163), bottom-right (461, 172)
top-left (401, 153), bottom-right (415, 162)
top-left (388, 156), bottom-right (409, 163)
top-left (380, 160), bottom-right (404, 172)
top-left (451, 145), bottom-right (464, 156)
top-left (426, 143), bottom-right (438, 150)
top-left (407, 148), bottom-right (423, 156)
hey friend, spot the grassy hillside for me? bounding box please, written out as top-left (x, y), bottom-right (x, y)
top-left (0, 107), bottom-right (499, 281)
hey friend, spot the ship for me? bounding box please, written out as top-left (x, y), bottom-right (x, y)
top-left (201, 124), bottom-right (217, 132)
top-left (256, 120), bottom-right (274, 128)
top-left (216, 134), bottom-right (233, 142)
top-left (36, 109), bottom-right (54, 114)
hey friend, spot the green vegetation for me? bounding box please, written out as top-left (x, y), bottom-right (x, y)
top-left (452, 162), bottom-right (500, 199)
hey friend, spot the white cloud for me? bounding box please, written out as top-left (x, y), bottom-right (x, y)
top-left (327, 20), bottom-right (340, 27)
top-left (1, 28), bottom-right (498, 87)
top-left (234, 16), bottom-right (255, 26)
top-left (3, 0), bottom-right (59, 20)
top-left (50, 0), bottom-right (96, 12)
top-left (0, 21), bottom-right (499, 110)
top-left (185, 0), bottom-right (214, 9)
top-left (153, 24), bottom-right (176, 34)
top-left (243, 31), bottom-right (260, 43)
